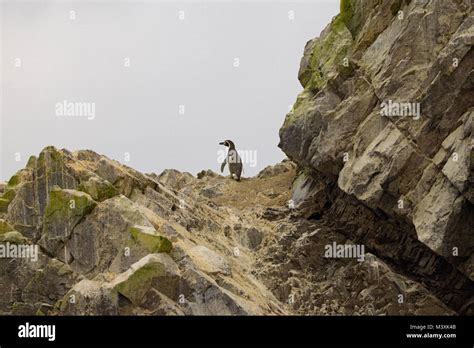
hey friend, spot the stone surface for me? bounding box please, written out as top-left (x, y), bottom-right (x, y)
top-left (0, 219), bottom-right (13, 234)
top-left (278, 0), bottom-right (474, 313)
top-left (78, 176), bottom-right (119, 202)
top-left (59, 279), bottom-right (119, 315)
top-left (0, 231), bottom-right (29, 244)
top-left (156, 169), bottom-right (194, 191)
top-left (0, 147), bottom-right (291, 315)
top-left (0, 1), bottom-right (472, 316)
top-left (110, 253), bottom-right (181, 305)
top-left (188, 245), bottom-right (231, 275)
top-left (39, 187), bottom-right (97, 256)
top-left (129, 225), bottom-right (172, 253)
top-left (0, 144), bottom-right (464, 315)
top-left (279, 0), bottom-right (474, 260)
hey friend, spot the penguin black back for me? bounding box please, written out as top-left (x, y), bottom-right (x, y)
top-left (219, 140), bottom-right (243, 181)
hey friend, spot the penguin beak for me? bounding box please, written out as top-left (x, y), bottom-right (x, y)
top-left (219, 141), bottom-right (225, 146)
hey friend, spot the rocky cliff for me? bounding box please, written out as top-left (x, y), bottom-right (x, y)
top-left (0, 146), bottom-right (461, 315)
top-left (0, 0), bottom-right (472, 316)
top-left (280, 0), bottom-right (473, 313)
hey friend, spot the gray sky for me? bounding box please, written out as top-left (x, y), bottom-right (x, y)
top-left (1, 0), bottom-right (339, 181)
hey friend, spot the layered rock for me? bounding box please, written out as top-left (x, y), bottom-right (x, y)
top-left (1, 1), bottom-right (472, 316)
top-left (279, 0), bottom-right (474, 313)
top-left (0, 145), bottom-right (462, 315)
top-left (0, 146), bottom-right (289, 315)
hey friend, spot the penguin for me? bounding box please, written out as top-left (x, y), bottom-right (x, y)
top-left (219, 140), bottom-right (243, 181)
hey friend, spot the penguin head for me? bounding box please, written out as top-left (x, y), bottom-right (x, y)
top-left (219, 140), bottom-right (235, 149)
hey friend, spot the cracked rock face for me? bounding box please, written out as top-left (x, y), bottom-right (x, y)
top-left (0, 145), bottom-right (460, 315)
top-left (0, 146), bottom-right (295, 316)
top-left (0, 0), bottom-right (472, 317)
top-left (279, 1), bottom-right (473, 267)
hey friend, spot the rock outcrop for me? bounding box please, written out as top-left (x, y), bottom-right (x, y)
top-left (0, 146), bottom-right (291, 315)
top-left (0, 145), bottom-right (464, 315)
top-left (279, 0), bottom-right (473, 313)
top-left (0, 0), bottom-right (472, 316)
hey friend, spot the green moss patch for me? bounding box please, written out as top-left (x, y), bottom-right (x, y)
top-left (44, 187), bottom-right (96, 221)
top-left (308, 15), bottom-right (353, 92)
top-left (7, 174), bottom-right (20, 187)
top-left (41, 187), bottom-right (97, 247)
top-left (0, 199), bottom-right (10, 213)
top-left (78, 176), bottom-right (119, 202)
top-left (26, 155), bottom-right (38, 169)
top-left (340, 0), bottom-right (354, 26)
top-left (114, 262), bottom-right (166, 304)
top-left (0, 189), bottom-right (16, 212)
top-left (0, 219), bottom-right (13, 234)
top-left (129, 225), bottom-right (172, 253)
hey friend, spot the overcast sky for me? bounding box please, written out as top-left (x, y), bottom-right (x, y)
top-left (0, 0), bottom-right (339, 181)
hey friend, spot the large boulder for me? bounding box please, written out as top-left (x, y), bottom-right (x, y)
top-left (66, 195), bottom-right (155, 275)
top-left (110, 253), bottom-right (181, 305)
top-left (129, 225), bottom-right (172, 253)
top-left (39, 187), bottom-right (97, 257)
top-left (58, 279), bottom-right (119, 315)
top-left (4, 147), bottom-right (80, 238)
